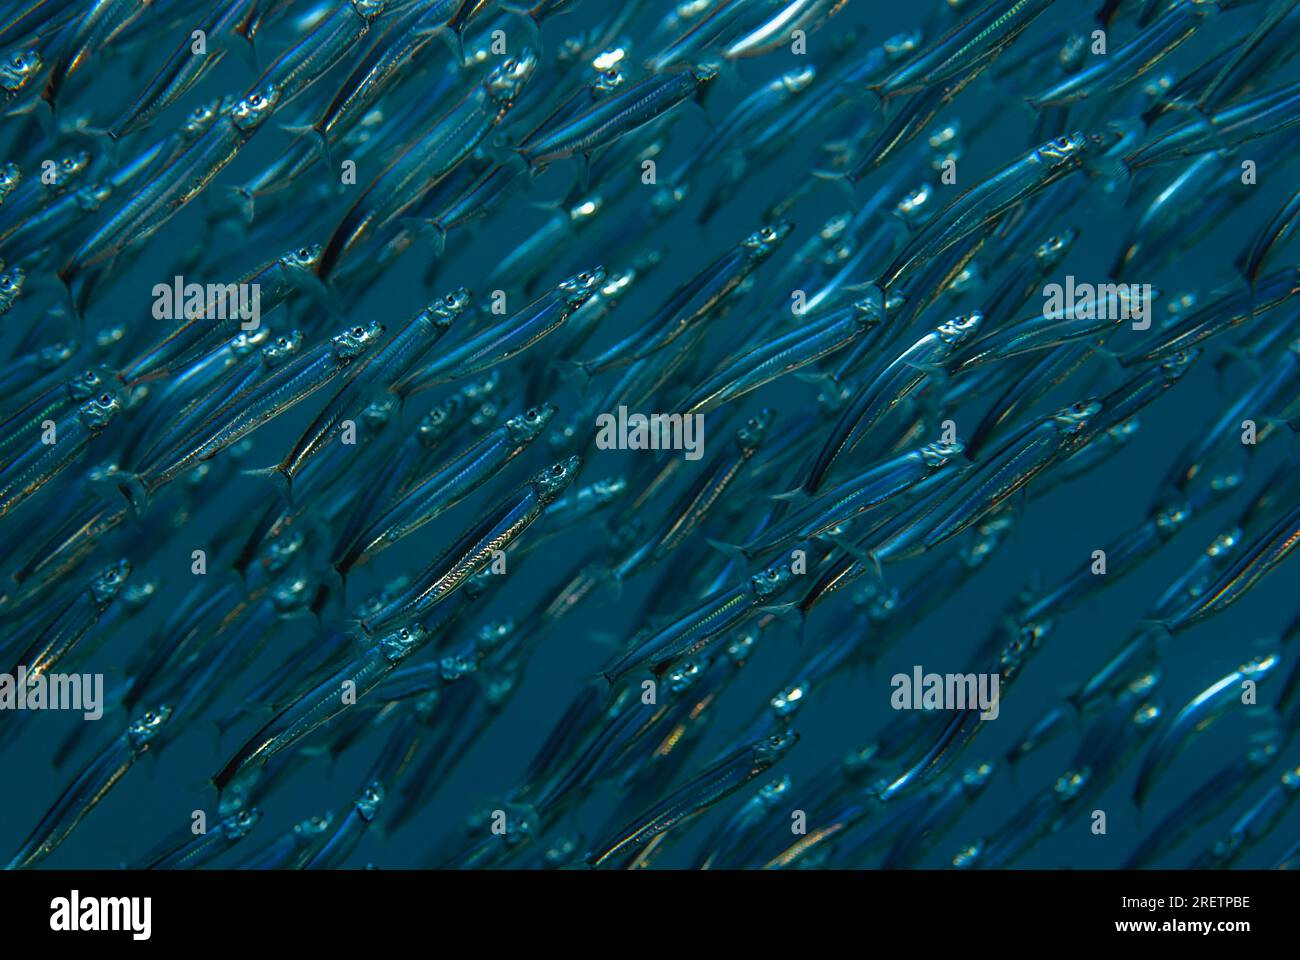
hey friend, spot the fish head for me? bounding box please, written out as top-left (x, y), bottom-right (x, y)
top-left (587, 475), bottom-right (627, 503)
top-left (352, 0), bottom-right (388, 20)
top-left (279, 243), bottom-right (324, 273)
top-left (664, 659), bottom-right (705, 694)
top-left (689, 63), bottom-right (720, 86)
top-left (223, 808), bottom-right (262, 839)
top-left (1035, 131), bottom-right (1091, 168)
top-left (123, 580), bottom-right (159, 610)
top-left (380, 623), bottom-right (428, 663)
top-left (506, 402), bottom-right (559, 443)
top-left (361, 396), bottom-right (397, 431)
top-left (1158, 347), bottom-right (1200, 382)
top-left (1239, 652), bottom-right (1280, 683)
top-left (38, 340), bottom-right (78, 370)
top-left (998, 619), bottom-right (1051, 682)
top-left (1057, 33), bottom-right (1087, 72)
top-left (779, 65), bottom-right (816, 94)
top-left (920, 439), bottom-right (964, 467)
top-left (595, 268), bottom-right (635, 304)
top-left (425, 286), bottom-right (472, 329)
top-left (486, 51), bottom-right (538, 104)
top-left (895, 182), bottom-right (934, 228)
top-left (1034, 227), bottom-right (1078, 267)
top-left (936, 310), bottom-right (982, 346)
top-left (961, 762), bottom-right (995, 792)
top-left (417, 401), bottom-right (459, 446)
top-left (558, 267), bottom-right (605, 306)
top-left (0, 161), bottom-right (19, 202)
top-left (1053, 768), bottom-right (1090, 799)
top-left (261, 329), bottom-right (304, 367)
top-left (331, 320), bottom-right (386, 359)
top-left (735, 408), bottom-right (775, 451)
top-left (262, 530), bottom-right (305, 574)
top-left (77, 391), bottom-right (123, 431)
top-left (230, 85), bottom-right (280, 132)
top-left (354, 782), bottom-right (385, 822)
top-left (753, 729), bottom-right (800, 766)
top-left (1050, 398), bottom-right (1102, 436)
top-left (532, 455), bottom-right (582, 503)
top-left (294, 813), bottom-right (335, 839)
top-left (48, 150), bottom-right (92, 191)
top-left (67, 367), bottom-right (108, 400)
top-left (0, 49), bottom-right (41, 96)
top-left (751, 557), bottom-right (797, 598)
top-left (229, 326), bottom-right (272, 357)
top-left (474, 618), bottom-right (515, 654)
top-left (126, 706), bottom-right (173, 747)
top-left (74, 182), bottom-right (113, 212)
top-left (1154, 499), bottom-right (1191, 537)
top-left (1131, 701), bottom-right (1162, 732)
top-left (590, 66), bottom-right (625, 96)
top-left (744, 220), bottom-right (794, 259)
top-left (90, 559), bottom-right (131, 605)
top-left (182, 98), bottom-right (223, 139)
top-left (884, 29), bottom-right (922, 61)
top-left (651, 183), bottom-right (688, 218)
top-left (567, 194), bottom-right (604, 225)
top-left (271, 576), bottom-right (314, 614)
top-left (952, 842), bottom-right (983, 869)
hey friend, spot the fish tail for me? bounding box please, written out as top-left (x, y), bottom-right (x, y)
top-left (115, 472), bottom-right (151, 515)
top-left (556, 358), bottom-right (595, 391)
top-left (81, 124), bottom-right (120, 165)
top-left (293, 267), bottom-right (344, 317)
top-left (398, 217), bottom-right (448, 258)
top-left (706, 538), bottom-right (751, 562)
top-left (224, 185), bottom-right (256, 223)
top-left (440, 24), bottom-right (468, 65)
top-left (242, 464), bottom-right (294, 507)
top-left (515, 145), bottom-right (550, 178)
top-left (282, 121), bottom-right (332, 166)
top-left (499, 4), bottom-right (543, 51)
top-left (828, 532), bottom-right (885, 587)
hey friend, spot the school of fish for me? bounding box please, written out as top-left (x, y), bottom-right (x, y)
top-left (0, 0), bottom-right (1298, 870)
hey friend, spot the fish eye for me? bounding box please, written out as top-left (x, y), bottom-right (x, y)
top-left (526, 407), bottom-right (538, 418)
top-left (551, 464), bottom-right (564, 476)
top-left (351, 326), bottom-right (363, 336)
top-left (99, 393), bottom-right (111, 403)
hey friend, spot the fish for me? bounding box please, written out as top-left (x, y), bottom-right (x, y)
top-left (5, 707), bottom-right (171, 869)
top-left (586, 730), bottom-right (799, 868)
top-left (1132, 654), bottom-right (1280, 807)
top-left (0, 391), bottom-right (120, 519)
top-left (793, 313), bottom-right (983, 497)
top-left (332, 403), bottom-right (557, 574)
top-left (315, 52), bottom-right (537, 279)
top-left (518, 64), bottom-right (717, 174)
top-left (212, 624), bottom-right (428, 794)
top-left (392, 269), bottom-right (602, 395)
top-left (358, 457), bottom-right (580, 634)
top-left (116, 321), bottom-right (385, 509)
